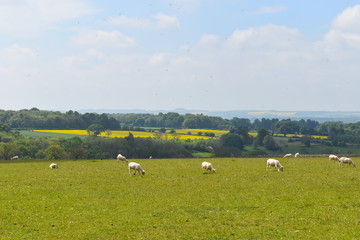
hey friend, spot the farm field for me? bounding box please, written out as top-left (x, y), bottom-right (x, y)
top-left (31, 129), bottom-right (217, 140)
top-left (0, 157), bottom-right (359, 239)
top-left (26, 129), bottom-right (328, 140)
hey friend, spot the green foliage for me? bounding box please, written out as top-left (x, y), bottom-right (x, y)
top-left (220, 133), bottom-right (244, 149)
top-left (44, 145), bottom-right (65, 160)
top-left (86, 124), bottom-right (105, 136)
top-left (0, 142), bottom-right (17, 160)
top-left (0, 109), bottom-right (120, 130)
top-left (263, 135), bottom-right (280, 151)
top-left (255, 128), bottom-right (269, 146)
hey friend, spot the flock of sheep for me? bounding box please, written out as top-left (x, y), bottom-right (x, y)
top-left (47, 152), bottom-right (357, 173)
top-left (116, 153), bottom-right (216, 175)
top-left (266, 153), bottom-right (357, 172)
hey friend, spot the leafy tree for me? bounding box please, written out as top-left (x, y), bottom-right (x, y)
top-left (231, 126), bottom-right (251, 144)
top-left (256, 128), bottom-right (269, 146)
top-left (60, 137), bottom-right (85, 159)
top-left (44, 145), bottom-right (65, 160)
top-left (87, 124), bottom-right (105, 136)
top-left (263, 135), bottom-right (279, 151)
top-left (0, 124), bottom-right (11, 132)
top-left (0, 142), bottom-right (17, 160)
top-left (220, 133), bottom-right (244, 150)
top-left (301, 136), bottom-right (312, 147)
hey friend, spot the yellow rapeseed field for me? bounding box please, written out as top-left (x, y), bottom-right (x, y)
top-left (33, 130), bottom-right (215, 140)
top-left (34, 129), bottom-right (327, 140)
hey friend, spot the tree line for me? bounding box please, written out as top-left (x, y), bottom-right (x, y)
top-left (0, 108), bottom-right (320, 133)
top-left (0, 108), bottom-right (119, 130)
top-left (1, 108), bottom-right (360, 160)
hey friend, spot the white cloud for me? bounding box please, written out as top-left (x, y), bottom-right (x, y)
top-left (332, 5), bottom-right (360, 32)
top-left (154, 13), bottom-right (180, 29)
top-left (198, 34), bottom-right (220, 48)
top-left (0, 44), bottom-right (38, 63)
top-left (0, 0), bottom-right (96, 37)
top-left (322, 5), bottom-right (360, 53)
top-left (108, 13), bottom-right (180, 29)
top-left (224, 24), bottom-right (303, 50)
top-left (252, 5), bottom-right (286, 15)
top-left (72, 29), bottom-right (136, 48)
top-left (149, 53), bottom-right (169, 65)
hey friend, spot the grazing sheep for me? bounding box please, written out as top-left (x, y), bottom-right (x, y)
top-left (283, 153), bottom-right (292, 158)
top-left (128, 162), bottom-right (145, 175)
top-left (202, 161), bottom-right (216, 173)
top-left (339, 157), bottom-right (356, 168)
top-left (117, 154), bottom-right (128, 163)
top-left (11, 156), bottom-right (19, 160)
top-left (294, 153), bottom-right (300, 158)
top-left (149, 156), bottom-right (153, 159)
top-left (329, 154), bottom-right (340, 161)
top-left (49, 163), bottom-right (58, 169)
top-left (266, 159), bottom-right (284, 171)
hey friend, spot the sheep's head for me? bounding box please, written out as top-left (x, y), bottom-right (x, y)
top-left (279, 166), bottom-right (284, 171)
top-left (212, 168), bottom-right (216, 173)
top-left (142, 170), bottom-right (146, 175)
top-left (353, 163), bottom-right (357, 168)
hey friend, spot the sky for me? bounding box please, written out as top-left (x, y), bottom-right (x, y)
top-left (1, 0), bottom-right (360, 112)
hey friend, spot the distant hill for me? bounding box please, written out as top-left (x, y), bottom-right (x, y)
top-left (78, 109), bottom-right (360, 123)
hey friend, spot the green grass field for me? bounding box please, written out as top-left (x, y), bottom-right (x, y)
top-left (0, 157), bottom-right (359, 239)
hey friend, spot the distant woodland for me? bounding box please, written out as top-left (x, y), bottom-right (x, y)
top-left (1, 108), bottom-right (360, 160)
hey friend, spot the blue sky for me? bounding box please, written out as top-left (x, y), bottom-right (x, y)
top-left (1, 0), bottom-right (360, 111)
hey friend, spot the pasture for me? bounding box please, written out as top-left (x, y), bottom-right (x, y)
top-left (0, 157), bottom-right (359, 239)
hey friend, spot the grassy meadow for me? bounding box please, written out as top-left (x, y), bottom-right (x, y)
top-left (0, 157), bottom-right (359, 239)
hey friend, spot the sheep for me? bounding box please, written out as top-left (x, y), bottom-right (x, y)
top-left (339, 157), bottom-right (356, 168)
top-left (294, 153), bottom-right (300, 158)
top-left (117, 154), bottom-right (128, 163)
top-left (283, 153), bottom-right (292, 158)
top-left (49, 163), bottom-right (58, 169)
top-left (202, 161), bottom-right (216, 173)
top-left (329, 154), bottom-right (339, 162)
top-left (266, 159), bottom-right (284, 171)
top-left (11, 156), bottom-right (19, 160)
top-left (128, 162), bottom-right (145, 175)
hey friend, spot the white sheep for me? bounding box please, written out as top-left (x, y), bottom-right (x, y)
top-left (339, 157), bottom-right (356, 168)
top-left (266, 159), bottom-right (284, 171)
top-left (283, 153), bottom-right (292, 158)
top-left (202, 161), bottom-right (216, 173)
top-left (49, 163), bottom-right (58, 169)
top-left (117, 154), bottom-right (128, 163)
top-left (128, 162), bottom-right (145, 175)
top-left (294, 153), bottom-right (300, 158)
top-left (329, 154), bottom-right (339, 161)
top-left (11, 156), bottom-right (19, 160)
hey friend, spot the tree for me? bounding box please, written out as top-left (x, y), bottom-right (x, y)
top-left (263, 136), bottom-right (279, 151)
top-left (87, 124), bottom-right (105, 136)
top-left (45, 145), bottom-right (65, 160)
top-left (0, 142), bottom-right (17, 160)
top-left (220, 133), bottom-right (244, 150)
top-left (231, 126), bottom-right (251, 144)
top-left (301, 136), bottom-right (312, 147)
top-left (255, 128), bottom-right (269, 146)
